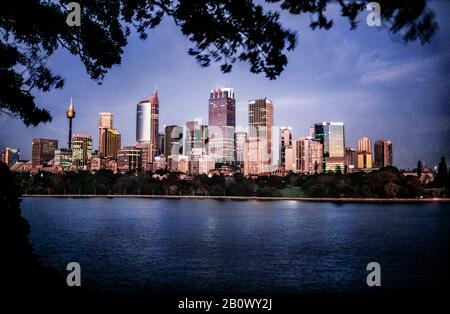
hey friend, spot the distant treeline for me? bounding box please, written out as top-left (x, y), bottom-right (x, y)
top-left (13, 166), bottom-right (449, 198)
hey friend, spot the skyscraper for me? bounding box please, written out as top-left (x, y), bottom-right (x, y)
top-left (208, 87), bottom-right (236, 163)
top-left (243, 137), bottom-right (260, 176)
top-left (357, 137), bottom-right (371, 153)
top-left (164, 125), bottom-right (185, 170)
top-left (98, 112), bottom-right (113, 154)
top-left (384, 140), bottom-right (393, 167)
top-left (345, 147), bottom-right (358, 173)
top-left (374, 140), bottom-right (393, 168)
top-left (234, 132), bottom-right (247, 169)
top-left (158, 132), bottom-right (165, 156)
top-left (357, 137), bottom-right (372, 169)
top-left (296, 137), bottom-right (323, 174)
top-left (136, 88), bottom-right (159, 161)
top-left (100, 128), bottom-right (121, 159)
top-left (98, 112), bottom-right (120, 159)
top-left (72, 134), bottom-right (92, 170)
top-left (248, 98), bottom-right (274, 173)
top-left (272, 127), bottom-right (292, 171)
top-left (313, 123), bottom-right (325, 146)
top-left (1, 147), bottom-right (20, 167)
top-left (186, 119), bottom-right (208, 157)
top-left (186, 119), bottom-right (208, 174)
top-left (314, 122), bottom-right (345, 172)
top-left (32, 138), bottom-right (58, 169)
top-left (99, 111), bottom-right (113, 129)
top-left (284, 144), bottom-right (297, 172)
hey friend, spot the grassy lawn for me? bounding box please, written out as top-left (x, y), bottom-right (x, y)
top-left (278, 186), bottom-right (304, 197)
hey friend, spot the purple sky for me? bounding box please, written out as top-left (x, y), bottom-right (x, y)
top-left (0, 2), bottom-right (449, 169)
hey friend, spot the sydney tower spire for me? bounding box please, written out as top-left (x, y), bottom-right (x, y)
top-left (66, 98), bottom-right (75, 149)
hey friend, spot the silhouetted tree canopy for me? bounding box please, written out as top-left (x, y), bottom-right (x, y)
top-left (1, 0), bottom-right (438, 126)
top-left (432, 156), bottom-right (449, 188)
top-left (13, 165), bottom-right (429, 198)
top-left (0, 162), bottom-right (65, 291)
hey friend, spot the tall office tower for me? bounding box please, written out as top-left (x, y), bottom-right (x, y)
top-left (66, 99), bottom-right (75, 149)
top-left (357, 137), bottom-right (371, 153)
top-left (384, 140), bottom-right (393, 167)
top-left (314, 122), bottom-right (345, 172)
top-left (208, 87), bottom-right (236, 164)
top-left (296, 137), bottom-right (323, 174)
top-left (1, 147), bottom-right (20, 167)
top-left (99, 128), bottom-right (121, 159)
top-left (98, 112), bottom-right (121, 159)
top-left (117, 146), bottom-right (142, 173)
top-left (32, 138), bottom-right (58, 169)
top-left (284, 144), bottom-right (297, 172)
top-left (234, 132), bottom-right (247, 169)
top-left (271, 127), bottom-right (281, 170)
top-left (248, 98), bottom-right (274, 173)
top-left (164, 125), bottom-right (185, 170)
top-left (280, 127), bottom-right (292, 167)
top-left (99, 111), bottom-right (113, 129)
top-left (313, 123), bottom-right (325, 145)
top-left (357, 137), bottom-right (372, 169)
top-left (158, 132), bottom-right (165, 156)
top-left (345, 147), bottom-right (358, 173)
top-left (186, 119), bottom-right (208, 157)
top-left (98, 112), bottom-right (113, 155)
top-left (243, 137), bottom-right (260, 176)
top-left (71, 134), bottom-right (92, 170)
top-left (136, 88), bottom-right (159, 162)
top-left (186, 119), bottom-right (208, 174)
top-left (374, 140), bottom-right (393, 168)
top-left (271, 127), bottom-right (292, 170)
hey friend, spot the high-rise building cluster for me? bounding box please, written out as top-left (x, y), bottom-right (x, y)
top-left (3, 85), bottom-right (394, 175)
top-left (0, 147), bottom-right (20, 167)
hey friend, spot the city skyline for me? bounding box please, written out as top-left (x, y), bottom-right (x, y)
top-left (0, 83), bottom-right (440, 172)
top-left (0, 2), bottom-right (448, 168)
top-left (16, 90), bottom-right (397, 175)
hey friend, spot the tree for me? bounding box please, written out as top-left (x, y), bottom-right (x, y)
top-left (438, 156), bottom-right (448, 176)
top-left (1, 0), bottom-right (438, 126)
top-left (0, 162), bottom-right (64, 290)
top-left (433, 156), bottom-right (448, 188)
top-left (384, 182), bottom-right (399, 198)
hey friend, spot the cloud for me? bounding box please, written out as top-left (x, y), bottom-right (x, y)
top-left (274, 89), bottom-right (377, 111)
top-left (359, 54), bottom-right (446, 84)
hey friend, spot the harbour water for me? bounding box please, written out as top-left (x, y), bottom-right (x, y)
top-left (21, 198), bottom-right (450, 294)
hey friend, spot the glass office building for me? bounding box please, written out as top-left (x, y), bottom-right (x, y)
top-left (314, 122), bottom-right (345, 172)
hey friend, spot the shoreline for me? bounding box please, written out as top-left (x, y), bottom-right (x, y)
top-left (21, 194), bottom-right (450, 203)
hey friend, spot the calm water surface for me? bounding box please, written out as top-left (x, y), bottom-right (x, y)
top-left (21, 198), bottom-right (450, 293)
